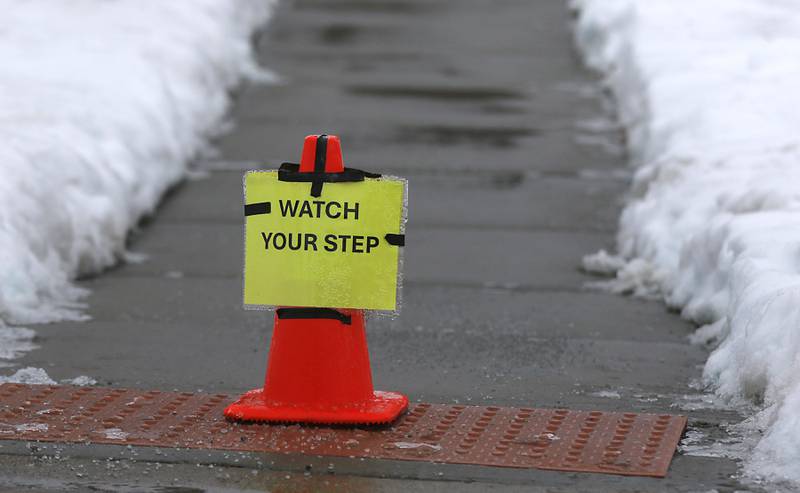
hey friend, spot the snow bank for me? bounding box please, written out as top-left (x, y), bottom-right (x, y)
top-left (0, 0), bottom-right (272, 326)
top-left (573, 0), bottom-right (800, 483)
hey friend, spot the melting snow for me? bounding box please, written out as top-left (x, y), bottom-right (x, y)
top-left (14, 423), bottom-right (48, 433)
top-left (0, 367), bottom-right (57, 385)
top-left (101, 428), bottom-right (130, 441)
top-left (590, 390), bottom-right (622, 399)
top-left (0, 366), bottom-right (97, 386)
top-left (392, 442), bottom-right (442, 451)
top-left (538, 433), bottom-right (560, 442)
top-left (62, 375), bottom-right (97, 386)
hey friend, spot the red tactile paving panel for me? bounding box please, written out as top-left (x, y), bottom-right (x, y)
top-left (0, 384), bottom-right (686, 477)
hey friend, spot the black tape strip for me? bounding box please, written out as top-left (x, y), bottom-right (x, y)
top-left (278, 163), bottom-right (381, 183)
top-left (314, 135), bottom-right (328, 173)
top-left (276, 307), bottom-right (352, 325)
top-left (244, 202), bottom-right (271, 216)
top-left (310, 181), bottom-right (323, 197)
top-left (385, 233), bottom-right (405, 247)
top-left (309, 135), bottom-right (328, 197)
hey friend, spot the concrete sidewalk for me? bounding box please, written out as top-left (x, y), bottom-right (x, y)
top-left (2, 0), bottom-right (753, 491)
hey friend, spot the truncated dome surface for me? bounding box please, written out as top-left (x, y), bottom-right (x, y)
top-left (0, 384), bottom-right (686, 477)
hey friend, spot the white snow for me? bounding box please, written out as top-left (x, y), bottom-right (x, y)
top-left (0, 327), bottom-right (37, 363)
top-left (589, 389), bottom-right (622, 399)
top-left (0, 0), bottom-right (272, 326)
top-left (0, 423), bottom-right (48, 434)
top-left (101, 428), bottom-right (129, 440)
top-left (63, 375), bottom-right (97, 386)
top-left (573, 0), bottom-right (800, 483)
top-left (0, 367), bottom-right (57, 385)
top-left (13, 423), bottom-right (48, 433)
top-left (0, 366), bottom-right (97, 387)
top-left (391, 442), bottom-right (443, 452)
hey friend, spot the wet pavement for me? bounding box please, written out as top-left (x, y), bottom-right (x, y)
top-left (1, 0), bottom-right (754, 491)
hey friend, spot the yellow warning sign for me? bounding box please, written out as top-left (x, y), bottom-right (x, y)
top-left (243, 171), bottom-right (406, 311)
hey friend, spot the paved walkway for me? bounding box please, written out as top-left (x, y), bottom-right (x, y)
top-left (2, 0), bottom-right (752, 491)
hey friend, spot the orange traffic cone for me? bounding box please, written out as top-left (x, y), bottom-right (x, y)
top-left (224, 135), bottom-right (408, 424)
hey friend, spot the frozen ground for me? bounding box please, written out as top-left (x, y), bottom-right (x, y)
top-left (574, 0), bottom-right (800, 485)
top-left (0, 0), bottom-right (270, 329)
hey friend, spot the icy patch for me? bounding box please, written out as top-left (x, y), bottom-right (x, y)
top-left (679, 428), bottom-right (739, 460)
top-left (674, 393), bottom-right (737, 413)
top-left (679, 428), bottom-right (709, 454)
top-left (101, 428), bottom-right (130, 441)
top-left (121, 251), bottom-right (149, 265)
top-left (62, 375), bottom-right (97, 387)
top-left (0, 422), bottom-right (49, 434)
top-left (537, 433), bottom-right (560, 442)
top-left (589, 389), bottom-right (621, 399)
top-left (0, 367), bottom-right (57, 385)
top-left (392, 442), bottom-right (442, 452)
top-left (679, 421), bottom-right (759, 463)
top-left (573, 0), bottom-right (800, 483)
top-left (125, 397), bottom-right (145, 407)
top-left (14, 423), bottom-right (48, 433)
top-left (0, 0), bottom-right (273, 325)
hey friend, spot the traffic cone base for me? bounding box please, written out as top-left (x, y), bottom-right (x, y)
top-left (224, 389), bottom-right (408, 425)
top-left (224, 307), bottom-right (408, 425)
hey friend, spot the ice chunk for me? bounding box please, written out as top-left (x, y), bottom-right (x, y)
top-left (589, 389), bottom-right (622, 399)
top-left (0, 367), bottom-right (57, 385)
top-left (391, 442), bottom-right (442, 451)
top-left (14, 423), bottom-right (48, 433)
top-left (101, 428), bottom-right (130, 441)
top-left (62, 375), bottom-right (97, 386)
